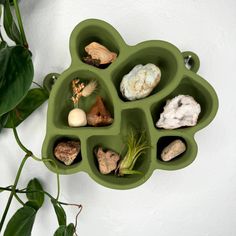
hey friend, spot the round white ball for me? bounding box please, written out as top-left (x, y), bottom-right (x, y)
top-left (68, 108), bottom-right (87, 127)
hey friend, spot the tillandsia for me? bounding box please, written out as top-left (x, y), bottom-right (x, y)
top-left (68, 79), bottom-right (97, 127)
top-left (117, 129), bottom-right (150, 176)
top-left (0, 1), bottom-right (82, 235)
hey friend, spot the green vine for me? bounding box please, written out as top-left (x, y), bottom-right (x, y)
top-left (13, 0), bottom-right (28, 48)
top-left (0, 122), bottom-right (82, 235)
top-left (0, 154), bottom-right (30, 231)
top-left (0, 1), bottom-right (82, 235)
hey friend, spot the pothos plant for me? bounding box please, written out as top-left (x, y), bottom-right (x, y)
top-left (0, 1), bottom-right (82, 235)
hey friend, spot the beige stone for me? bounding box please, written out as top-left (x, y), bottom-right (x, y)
top-left (85, 42), bottom-right (117, 64)
top-left (95, 147), bottom-right (120, 174)
top-left (54, 141), bottom-right (81, 165)
top-left (161, 139), bottom-right (186, 161)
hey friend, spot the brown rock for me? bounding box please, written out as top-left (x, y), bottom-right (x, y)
top-left (54, 141), bottom-right (80, 165)
top-left (87, 96), bottom-right (113, 126)
top-left (82, 55), bottom-right (101, 67)
top-left (84, 42), bottom-right (117, 65)
top-left (95, 147), bottom-right (120, 174)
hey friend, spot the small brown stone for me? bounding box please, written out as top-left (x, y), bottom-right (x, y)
top-left (95, 147), bottom-right (120, 174)
top-left (54, 141), bottom-right (80, 165)
top-left (87, 96), bottom-right (113, 126)
top-left (82, 55), bottom-right (101, 67)
top-left (161, 139), bottom-right (186, 161)
top-left (84, 42), bottom-right (117, 65)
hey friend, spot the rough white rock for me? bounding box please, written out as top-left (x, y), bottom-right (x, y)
top-left (156, 95), bottom-right (201, 129)
top-left (120, 63), bottom-right (161, 100)
top-left (161, 139), bottom-right (186, 161)
top-left (68, 108), bottom-right (87, 127)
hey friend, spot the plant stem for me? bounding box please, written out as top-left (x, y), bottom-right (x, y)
top-left (0, 188), bottom-right (77, 207)
top-left (74, 204), bottom-right (83, 235)
top-left (0, 186), bottom-right (13, 192)
top-left (0, 5), bottom-right (4, 42)
top-left (0, 187), bottom-right (54, 200)
top-left (0, 154), bottom-right (29, 232)
top-left (12, 127), bottom-right (60, 199)
top-left (32, 155), bottom-right (60, 200)
top-left (12, 126), bottom-right (32, 156)
top-left (13, 0), bottom-right (28, 48)
top-left (56, 172), bottom-right (60, 200)
top-left (74, 102), bottom-right (79, 109)
top-left (13, 192), bottom-right (25, 206)
top-left (0, 30), bottom-right (4, 43)
top-left (32, 81), bottom-right (43, 89)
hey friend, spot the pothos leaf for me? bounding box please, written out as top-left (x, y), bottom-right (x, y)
top-left (0, 41), bottom-right (7, 51)
top-left (3, 206), bottom-right (37, 236)
top-left (54, 223), bottom-right (75, 236)
top-left (0, 45), bottom-right (34, 116)
top-left (26, 178), bottom-right (44, 210)
top-left (54, 226), bottom-right (67, 236)
top-left (3, 0), bottom-right (22, 45)
top-left (0, 112), bottom-right (9, 132)
top-left (0, 4), bottom-right (2, 18)
top-left (51, 199), bottom-right (67, 226)
top-left (4, 88), bottom-right (48, 128)
top-left (25, 200), bottom-right (41, 211)
top-left (65, 224), bottom-right (75, 235)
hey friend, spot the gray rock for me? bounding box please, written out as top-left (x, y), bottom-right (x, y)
top-left (120, 63), bottom-right (161, 100)
top-left (156, 95), bottom-right (201, 129)
top-left (161, 139), bottom-right (186, 161)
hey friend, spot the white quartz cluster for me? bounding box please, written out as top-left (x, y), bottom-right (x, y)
top-left (156, 95), bottom-right (201, 129)
top-left (120, 63), bottom-right (161, 100)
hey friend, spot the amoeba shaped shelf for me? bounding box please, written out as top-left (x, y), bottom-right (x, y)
top-left (42, 19), bottom-right (218, 190)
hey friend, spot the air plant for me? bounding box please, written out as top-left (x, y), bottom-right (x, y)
top-left (68, 79), bottom-right (97, 127)
top-left (117, 129), bottom-right (150, 176)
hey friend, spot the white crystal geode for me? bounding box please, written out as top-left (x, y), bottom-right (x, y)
top-left (120, 63), bottom-right (161, 100)
top-left (156, 95), bottom-right (201, 129)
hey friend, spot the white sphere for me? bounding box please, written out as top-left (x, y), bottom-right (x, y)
top-left (68, 108), bottom-right (87, 127)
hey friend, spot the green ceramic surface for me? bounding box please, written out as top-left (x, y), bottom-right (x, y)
top-left (42, 19), bottom-right (218, 190)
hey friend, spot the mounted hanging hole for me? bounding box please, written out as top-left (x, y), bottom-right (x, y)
top-left (43, 73), bottom-right (60, 94)
top-left (184, 55), bottom-right (194, 70)
top-left (182, 51), bottom-right (200, 73)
